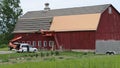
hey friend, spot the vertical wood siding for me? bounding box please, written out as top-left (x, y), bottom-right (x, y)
top-left (14, 33), bottom-right (54, 49)
top-left (14, 31), bottom-right (95, 50)
top-left (55, 31), bottom-right (95, 50)
top-left (96, 6), bottom-right (120, 40)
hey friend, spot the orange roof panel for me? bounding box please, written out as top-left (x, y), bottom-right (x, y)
top-left (50, 13), bottom-right (101, 32)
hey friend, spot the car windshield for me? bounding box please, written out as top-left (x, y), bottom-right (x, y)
top-left (21, 45), bottom-right (29, 47)
top-left (29, 46), bottom-right (33, 48)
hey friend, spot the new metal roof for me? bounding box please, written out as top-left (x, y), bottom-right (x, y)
top-left (50, 13), bottom-right (101, 32)
top-left (13, 4), bottom-right (111, 33)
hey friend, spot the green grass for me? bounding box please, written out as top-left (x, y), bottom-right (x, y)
top-left (0, 55), bottom-right (120, 68)
top-left (0, 53), bottom-right (38, 60)
top-left (0, 47), bottom-right (8, 51)
top-left (0, 51), bottom-right (120, 68)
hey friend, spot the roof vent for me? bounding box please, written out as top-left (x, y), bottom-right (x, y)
top-left (44, 3), bottom-right (50, 11)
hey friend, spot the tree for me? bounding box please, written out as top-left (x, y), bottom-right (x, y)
top-left (0, 0), bottom-right (22, 46)
top-left (0, 0), bottom-right (22, 33)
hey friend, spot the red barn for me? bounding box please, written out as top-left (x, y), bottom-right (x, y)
top-left (10, 4), bottom-right (120, 51)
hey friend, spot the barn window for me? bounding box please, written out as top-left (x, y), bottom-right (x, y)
top-left (49, 41), bottom-right (54, 47)
top-left (108, 7), bottom-right (112, 14)
top-left (43, 41), bottom-right (47, 47)
top-left (32, 41), bottom-right (36, 47)
top-left (38, 41), bottom-right (42, 47)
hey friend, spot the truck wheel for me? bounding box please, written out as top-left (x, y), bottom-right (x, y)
top-left (33, 50), bottom-right (37, 53)
top-left (106, 51), bottom-right (115, 55)
top-left (110, 52), bottom-right (115, 55)
top-left (106, 52), bottom-right (110, 55)
top-left (9, 47), bottom-right (13, 50)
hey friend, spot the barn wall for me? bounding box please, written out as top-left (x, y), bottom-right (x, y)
top-left (14, 31), bottom-right (96, 50)
top-left (96, 6), bottom-right (120, 53)
top-left (14, 33), bottom-right (54, 49)
top-left (96, 5), bottom-right (120, 40)
top-left (55, 31), bottom-right (95, 50)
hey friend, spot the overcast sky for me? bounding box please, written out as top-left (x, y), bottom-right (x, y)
top-left (20, 0), bottom-right (120, 14)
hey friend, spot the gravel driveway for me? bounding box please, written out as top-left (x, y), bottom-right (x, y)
top-left (0, 51), bottom-right (13, 54)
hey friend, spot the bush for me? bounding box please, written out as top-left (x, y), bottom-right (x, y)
top-left (58, 56), bottom-right (64, 59)
top-left (35, 53), bottom-right (38, 58)
top-left (40, 52), bottom-right (44, 57)
top-left (2, 59), bottom-right (9, 62)
top-left (46, 52), bottom-right (49, 56)
top-left (0, 44), bottom-right (7, 48)
top-left (0, 33), bottom-right (13, 45)
top-left (55, 51), bottom-right (59, 56)
top-left (26, 58), bottom-right (32, 61)
top-left (51, 51), bottom-right (54, 56)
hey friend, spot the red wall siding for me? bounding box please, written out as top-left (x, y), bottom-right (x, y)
top-left (96, 6), bottom-right (120, 40)
top-left (14, 33), bottom-right (54, 49)
top-left (14, 31), bottom-right (95, 50)
top-left (55, 31), bottom-right (95, 50)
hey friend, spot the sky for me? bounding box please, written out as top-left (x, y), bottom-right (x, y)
top-left (20, 0), bottom-right (120, 14)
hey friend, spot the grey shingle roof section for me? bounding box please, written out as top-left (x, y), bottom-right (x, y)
top-left (14, 4), bottom-right (111, 33)
top-left (21, 4), bottom-right (111, 18)
top-left (13, 18), bottom-right (52, 33)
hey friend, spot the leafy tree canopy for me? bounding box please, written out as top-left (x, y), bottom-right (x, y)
top-left (0, 0), bottom-right (22, 33)
top-left (0, 0), bottom-right (22, 46)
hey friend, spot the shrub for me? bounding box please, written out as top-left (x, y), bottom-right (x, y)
top-left (46, 52), bottom-right (49, 56)
top-left (2, 59), bottom-right (9, 62)
top-left (40, 52), bottom-right (44, 57)
top-left (58, 56), bottom-right (64, 59)
top-left (55, 51), bottom-right (59, 56)
top-left (50, 51), bottom-right (54, 56)
top-left (35, 53), bottom-right (38, 58)
top-left (0, 44), bottom-right (7, 48)
top-left (12, 61), bottom-right (17, 64)
top-left (83, 52), bottom-right (87, 55)
top-left (26, 58), bottom-right (32, 61)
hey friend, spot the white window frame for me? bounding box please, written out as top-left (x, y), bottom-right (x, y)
top-left (38, 41), bottom-right (42, 47)
top-left (32, 41), bottom-right (36, 47)
top-left (49, 41), bottom-right (54, 47)
top-left (43, 41), bottom-right (47, 47)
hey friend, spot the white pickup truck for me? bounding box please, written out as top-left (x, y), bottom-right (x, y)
top-left (14, 43), bottom-right (38, 53)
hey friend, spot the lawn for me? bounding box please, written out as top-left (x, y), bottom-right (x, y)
top-left (0, 51), bottom-right (120, 68)
top-left (0, 47), bottom-right (9, 51)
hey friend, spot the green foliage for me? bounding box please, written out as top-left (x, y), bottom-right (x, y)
top-left (1, 55), bottom-right (120, 68)
top-left (1, 51), bottom-right (120, 68)
top-left (2, 59), bottom-right (9, 62)
top-left (50, 51), bottom-right (54, 56)
top-left (0, 44), bottom-right (7, 48)
top-left (55, 51), bottom-right (59, 56)
top-left (0, 0), bottom-right (22, 33)
top-left (0, 0), bottom-right (22, 45)
top-left (0, 33), bottom-right (13, 46)
top-left (40, 52), bottom-right (44, 57)
top-left (46, 52), bottom-right (49, 56)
